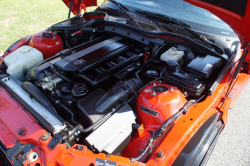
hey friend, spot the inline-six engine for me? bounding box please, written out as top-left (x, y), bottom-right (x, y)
top-left (2, 18), bottom-right (225, 158)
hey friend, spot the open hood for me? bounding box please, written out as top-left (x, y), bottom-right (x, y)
top-left (184, 0), bottom-right (250, 45)
top-left (62, 0), bottom-right (97, 14)
top-left (63, 0), bottom-right (250, 45)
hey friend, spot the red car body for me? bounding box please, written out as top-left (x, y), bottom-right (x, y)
top-left (0, 0), bottom-right (250, 166)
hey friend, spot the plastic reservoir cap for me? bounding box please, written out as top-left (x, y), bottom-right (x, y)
top-left (20, 46), bottom-right (31, 53)
top-left (167, 60), bottom-right (178, 69)
top-left (169, 47), bottom-right (178, 55)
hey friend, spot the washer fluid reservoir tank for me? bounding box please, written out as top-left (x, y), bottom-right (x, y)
top-left (4, 46), bottom-right (44, 81)
top-left (137, 81), bottom-right (187, 129)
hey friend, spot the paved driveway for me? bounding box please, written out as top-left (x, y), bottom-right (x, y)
top-left (207, 82), bottom-right (250, 166)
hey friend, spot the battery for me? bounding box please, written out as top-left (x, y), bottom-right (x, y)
top-left (185, 55), bottom-right (223, 79)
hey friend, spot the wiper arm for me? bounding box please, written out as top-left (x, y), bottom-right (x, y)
top-left (135, 10), bottom-right (226, 56)
top-left (109, 0), bottom-right (142, 28)
top-left (135, 10), bottom-right (191, 28)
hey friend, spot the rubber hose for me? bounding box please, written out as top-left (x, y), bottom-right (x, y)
top-left (50, 65), bottom-right (73, 83)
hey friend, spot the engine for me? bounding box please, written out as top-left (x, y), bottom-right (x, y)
top-left (1, 16), bottom-right (226, 158)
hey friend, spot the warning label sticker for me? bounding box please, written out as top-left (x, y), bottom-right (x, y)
top-left (201, 63), bottom-right (213, 74)
top-left (140, 105), bottom-right (159, 117)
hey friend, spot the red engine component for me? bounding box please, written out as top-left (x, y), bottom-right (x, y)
top-left (136, 81), bottom-right (187, 129)
top-left (122, 81), bottom-right (187, 159)
top-left (28, 31), bottom-right (63, 59)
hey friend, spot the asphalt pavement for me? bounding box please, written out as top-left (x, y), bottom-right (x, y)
top-left (207, 82), bottom-right (250, 166)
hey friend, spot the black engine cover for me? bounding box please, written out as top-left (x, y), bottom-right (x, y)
top-left (55, 36), bottom-right (130, 72)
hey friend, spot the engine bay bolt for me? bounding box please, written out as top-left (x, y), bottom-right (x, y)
top-left (170, 87), bottom-right (174, 91)
top-left (153, 83), bottom-right (156, 86)
top-left (41, 133), bottom-right (50, 141)
top-left (18, 129), bottom-right (25, 135)
top-left (156, 151), bottom-right (164, 158)
top-left (152, 91), bottom-right (157, 96)
top-left (65, 143), bottom-right (70, 149)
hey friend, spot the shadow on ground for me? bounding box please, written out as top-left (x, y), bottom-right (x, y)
top-left (207, 82), bottom-right (250, 166)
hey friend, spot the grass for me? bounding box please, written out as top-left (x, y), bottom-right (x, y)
top-left (0, 0), bottom-right (104, 53)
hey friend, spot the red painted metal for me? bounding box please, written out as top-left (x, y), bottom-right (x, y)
top-left (122, 129), bottom-right (152, 160)
top-left (1, 1), bottom-right (250, 165)
top-left (62, 0), bottom-right (98, 15)
top-left (0, 45), bottom-right (249, 166)
top-left (122, 82), bottom-right (187, 161)
top-left (136, 82), bottom-right (187, 129)
top-left (185, 0), bottom-right (250, 45)
top-left (28, 31), bottom-right (64, 59)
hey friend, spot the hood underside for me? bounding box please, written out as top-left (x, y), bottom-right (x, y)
top-left (63, 0), bottom-right (250, 45)
top-left (62, 0), bottom-right (97, 14)
top-left (184, 0), bottom-right (250, 45)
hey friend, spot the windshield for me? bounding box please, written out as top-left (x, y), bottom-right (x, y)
top-left (114, 0), bottom-right (235, 36)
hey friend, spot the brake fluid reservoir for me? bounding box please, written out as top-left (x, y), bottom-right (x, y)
top-left (4, 46), bottom-right (44, 81)
top-left (137, 81), bottom-right (187, 129)
top-left (160, 47), bottom-right (184, 62)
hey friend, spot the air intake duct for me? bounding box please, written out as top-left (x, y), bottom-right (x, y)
top-left (95, 78), bottom-right (143, 113)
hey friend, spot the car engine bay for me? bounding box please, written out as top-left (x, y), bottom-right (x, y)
top-left (0, 12), bottom-right (238, 162)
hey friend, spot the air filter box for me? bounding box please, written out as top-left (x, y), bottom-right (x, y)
top-left (85, 104), bottom-right (136, 154)
top-left (185, 55), bottom-right (223, 79)
top-left (77, 88), bottom-right (107, 127)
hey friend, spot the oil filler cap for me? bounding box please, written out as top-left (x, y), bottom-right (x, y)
top-left (72, 83), bottom-right (88, 97)
top-left (152, 86), bottom-right (168, 92)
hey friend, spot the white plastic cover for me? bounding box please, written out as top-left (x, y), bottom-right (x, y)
top-left (4, 46), bottom-right (44, 81)
top-left (160, 47), bottom-right (184, 62)
top-left (86, 104), bottom-right (136, 154)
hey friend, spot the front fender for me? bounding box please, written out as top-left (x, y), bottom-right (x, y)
top-left (172, 113), bottom-right (223, 166)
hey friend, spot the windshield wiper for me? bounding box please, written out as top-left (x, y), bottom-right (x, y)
top-left (135, 10), bottom-right (226, 56)
top-left (135, 10), bottom-right (191, 28)
top-left (109, 0), bottom-right (142, 28)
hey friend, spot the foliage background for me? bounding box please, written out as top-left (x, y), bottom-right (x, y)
top-left (0, 0), bottom-right (104, 53)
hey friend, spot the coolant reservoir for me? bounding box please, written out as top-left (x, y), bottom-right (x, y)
top-left (137, 81), bottom-right (187, 129)
top-left (4, 46), bottom-right (44, 81)
top-left (160, 47), bottom-right (184, 62)
top-left (28, 31), bottom-right (63, 59)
